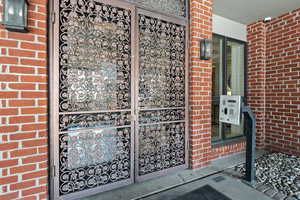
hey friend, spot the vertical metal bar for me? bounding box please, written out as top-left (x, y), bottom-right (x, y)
top-left (134, 9), bottom-right (140, 181)
top-left (50, 0), bottom-right (60, 199)
top-left (242, 105), bottom-right (256, 185)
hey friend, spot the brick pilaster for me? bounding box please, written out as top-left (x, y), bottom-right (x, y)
top-left (189, 0), bottom-right (213, 169)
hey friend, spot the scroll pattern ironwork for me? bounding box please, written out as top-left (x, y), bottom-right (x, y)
top-left (138, 14), bottom-right (185, 108)
top-left (59, 128), bottom-right (131, 195)
top-left (138, 122), bottom-right (185, 175)
top-left (59, 111), bottom-right (131, 132)
top-left (139, 109), bottom-right (185, 124)
top-left (138, 14), bottom-right (186, 176)
top-left (59, 0), bottom-right (131, 112)
top-left (126, 0), bottom-right (186, 17)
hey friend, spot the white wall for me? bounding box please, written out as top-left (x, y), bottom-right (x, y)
top-left (213, 14), bottom-right (247, 41)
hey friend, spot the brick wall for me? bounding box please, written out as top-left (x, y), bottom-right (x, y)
top-left (0, 0), bottom-right (48, 199)
top-left (247, 8), bottom-right (300, 156)
top-left (247, 21), bottom-right (267, 149)
top-left (189, 0), bottom-right (213, 169)
top-left (265, 8), bottom-right (300, 156)
top-left (211, 140), bottom-right (246, 160)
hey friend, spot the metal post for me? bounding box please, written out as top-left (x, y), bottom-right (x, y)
top-left (242, 103), bottom-right (256, 185)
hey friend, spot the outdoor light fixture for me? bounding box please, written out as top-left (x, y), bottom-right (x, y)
top-left (3, 0), bottom-right (29, 32)
top-left (200, 39), bottom-right (212, 60)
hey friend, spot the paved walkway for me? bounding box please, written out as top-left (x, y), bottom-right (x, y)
top-left (82, 151), bottom-right (271, 200)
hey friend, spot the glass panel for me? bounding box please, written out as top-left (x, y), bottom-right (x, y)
top-left (138, 122), bottom-right (185, 175)
top-left (126, 0), bottom-right (186, 17)
top-left (211, 36), bottom-right (223, 142)
top-left (59, 128), bottom-right (131, 195)
top-left (224, 40), bottom-right (245, 139)
top-left (138, 14), bottom-right (185, 108)
top-left (137, 14), bottom-right (186, 176)
top-left (57, 1), bottom-right (133, 197)
top-left (59, 0), bottom-right (131, 112)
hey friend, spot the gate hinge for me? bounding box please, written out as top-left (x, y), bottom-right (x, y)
top-left (51, 165), bottom-right (56, 178)
top-left (51, 12), bottom-right (56, 24)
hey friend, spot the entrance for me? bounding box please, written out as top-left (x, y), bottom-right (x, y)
top-left (50, 0), bottom-right (188, 199)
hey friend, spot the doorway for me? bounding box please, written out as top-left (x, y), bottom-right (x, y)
top-left (49, 0), bottom-right (188, 199)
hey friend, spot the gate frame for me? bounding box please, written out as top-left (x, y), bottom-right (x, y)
top-left (48, 0), bottom-right (190, 199)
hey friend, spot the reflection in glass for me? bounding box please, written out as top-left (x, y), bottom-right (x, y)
top-left (211, 35), bottom-right (246, 142)
top-left (138, 122), bottom-right (185, 175)
top-left (225, 40), bottom-right (245, 139)
top-left (59, 128), bottom-right (131, 195)
top-left (138, 14), bottom-right (185, 108)
top-left (59, 0), bottom-right (131, 112)
top-left (212, 36), bottom-right (223, 141)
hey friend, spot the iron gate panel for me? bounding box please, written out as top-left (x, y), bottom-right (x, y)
top-left (51, 0), bottom-right (188, 198)
top-left (135, 10), bottom-right (188, 180)
top-left (51, 0), bottom-right (135, 199)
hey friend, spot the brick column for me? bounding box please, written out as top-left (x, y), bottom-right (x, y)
top-left (247, 22), bottom-right (266, 149)
top-left (0, 0), bottom-right (48, 199)
top-left (189, 0), bottom-right (213, 169)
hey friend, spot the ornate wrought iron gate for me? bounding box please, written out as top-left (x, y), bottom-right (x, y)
top-left (50, 0), bottom-right (188, 199)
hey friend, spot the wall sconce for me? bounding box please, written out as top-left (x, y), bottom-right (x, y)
top-left (200, 39), bottom-right (212, 60)
top-left (3, 0), bottom-right (29, 32)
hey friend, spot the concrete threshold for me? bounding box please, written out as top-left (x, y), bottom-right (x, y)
top-left (82, 150), bottom-right (268, 200)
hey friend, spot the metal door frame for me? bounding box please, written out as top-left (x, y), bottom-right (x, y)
top-left (49, 0), bottom-right (189, 199)
top-left (133, 8), bottom-right (189, 182)
top-left (49, 0), bottom-right (136, 199)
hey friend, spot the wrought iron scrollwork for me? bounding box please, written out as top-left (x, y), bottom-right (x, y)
top-left (59, 111), bottom-right (131, 132)
top-left (138, 14), bottom-right (186, 108)
top-left (139, 109), bottom-right (185, 124)
top-left (138, 122), bottom-right (185, 175)
top-left (137, 14), bottom-right (186, 176)
top-left (126, 0), bottom-right (186, 17)
top-left (59, 128), bottom-right (131, 195)
top-left (59, 0), bottom-right (132, 112)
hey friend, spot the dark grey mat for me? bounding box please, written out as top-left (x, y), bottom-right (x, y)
top-left (173, 185), bottom-right (232, 200)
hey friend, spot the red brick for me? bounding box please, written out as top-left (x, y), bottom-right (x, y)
top-left (10, 132), bottom-right (36, 141)
top-left (9, 49), bottom-right (36, 57)
top-left (10, 66), bottom-right (35, 74)
top-left (22, 169), bottom-right (47, 180)
top-left (0, 192), bottom-right (19, 200)
top-left (22, 139), bottom-right (47, 147)
top-left (9, 100), bottom-right (35, 107)
top-left (9, 83), bottom-right (36, 90)
top-left (10, 180), bottom-right (36, 191)
top-left (10, 164), bottom-right (36, 174)
top-left (0, 176), bottom-right (18, 185)
top-left (0, 108), bottom-right (18, 115)
top-left (11, 148), bottom-right (37, 158)
top-left (0, 91), bottom-right (18, 98)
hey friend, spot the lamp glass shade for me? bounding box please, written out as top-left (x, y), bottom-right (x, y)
top-left (4, 0), bottom-right (28, 32)
top-left (200, 39), bottom-right (212, 60)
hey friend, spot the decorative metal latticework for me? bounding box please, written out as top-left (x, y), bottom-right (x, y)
top-left (138, 122), bottom-right (185, 175)
top-left (137, 14), bottom-right (186, 176)
top-left (59, 128), bottom-right (131, 195)
top-left (58, 0), bottom-right (132, 196)
top-left (138, 14), bottom-right (186, 108)
top-left (59, 0), bottom-right (131, 112)
top-left (126, 0), bottom-right (186, 17)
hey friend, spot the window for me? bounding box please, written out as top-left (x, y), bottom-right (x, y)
top-left (212, 34), bottom-right (247, 143)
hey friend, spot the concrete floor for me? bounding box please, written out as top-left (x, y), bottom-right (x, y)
top-left (81, 151), bottom-right (271, 200)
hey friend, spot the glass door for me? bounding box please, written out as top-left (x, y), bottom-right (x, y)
top-left (212, 34), bottom-right (247, 143)
top-left (135, 9), bottom-right (188, 181)
top-left (51, 0), bottom-right (135, 199)
top-left (50, 0), bottom-right (188, 199)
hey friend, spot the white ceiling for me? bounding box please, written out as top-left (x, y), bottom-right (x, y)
top-left (213, 0), bottom-right (300, 25)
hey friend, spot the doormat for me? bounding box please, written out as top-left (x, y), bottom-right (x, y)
top-left (172, 185), bottom-right (232, 200)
